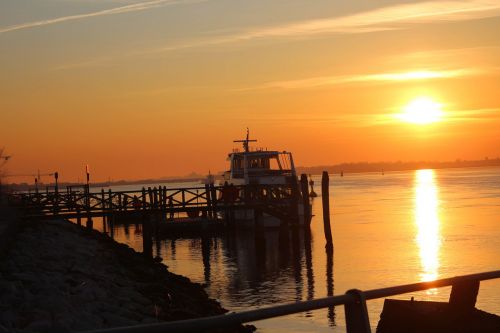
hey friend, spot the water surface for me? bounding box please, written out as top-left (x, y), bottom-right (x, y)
top-left (103, 167), bottom-right (500, 332)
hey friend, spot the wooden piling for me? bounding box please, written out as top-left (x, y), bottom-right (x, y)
top-left (141, 187), bottom-right (147, 210)
top-left (153, 187), bottom-right (158, 209)
top-left (287, 176), bottom-right (300, 227)
top-left (300, 174), bottom-right (311, 226)
top-left (101, 189), bottom-right (106, 225)
top-left (205, 184), bottom-right (212, 219)
top-left (321, 171), bottom-right (333, 250)
top-left (76, 209), bottom-right (81, 227)
top-left (147, 187), bottom-right (153, 209)
top-left (142, 215), bottom-right (153, 259)
top-left (210, 184), bottom-right (217, 219)
top-left (85, 184), bottom-right (93, 230)
top-left (118, 193), bottom-right (122, 211)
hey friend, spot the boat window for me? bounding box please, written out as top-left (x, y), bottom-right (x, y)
top-left (269, 157), bottom-right (282, 170)
top-left (232, 157), bottom-right (243, 170)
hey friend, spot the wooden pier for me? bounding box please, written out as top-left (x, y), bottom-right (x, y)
top-left (10, 178), bottom-right (313, 229)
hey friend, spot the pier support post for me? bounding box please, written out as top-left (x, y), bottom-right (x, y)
top-left (142, 215), bottom-right (153, 259)
top-left (300, 174), bottom-right (311, 226)
top-left (85, 184), bottom-right (93, 230)
top-left (101, 189), bottom-right (106, 226)
top-left (205, 184), bottom-right (212, 220)
top-left (76, 209), bottom-right (81, 227)
top-left (322, 171), bottom-right (333, 250)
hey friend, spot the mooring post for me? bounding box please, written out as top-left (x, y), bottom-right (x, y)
top-left (449, 279), bottom-right (480, 311)
top-left (344, 289), bottom-right (371, 333)
top-left (322, 171), bottom-right (333, 250)
top-left (300, 174), bottom-right (311, 225)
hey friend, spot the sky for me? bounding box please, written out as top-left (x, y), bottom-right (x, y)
top-left (1, 0), bottom-right (499, 182)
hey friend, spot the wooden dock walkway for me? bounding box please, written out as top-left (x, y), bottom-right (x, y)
top-left (10, 180), bottom-right (312, 228)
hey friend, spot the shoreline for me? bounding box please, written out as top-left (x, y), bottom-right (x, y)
top-left (0, 205), bottom-right (251, 332)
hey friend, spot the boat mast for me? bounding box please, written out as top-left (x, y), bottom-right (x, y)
top-left (233, 128), bottom-right (257, 153)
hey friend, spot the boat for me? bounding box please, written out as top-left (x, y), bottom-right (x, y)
top-left (220, 129), bottom-right (306, 227)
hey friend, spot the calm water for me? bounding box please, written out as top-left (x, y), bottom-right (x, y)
top-left (98, 167), bottom-right (500, 332)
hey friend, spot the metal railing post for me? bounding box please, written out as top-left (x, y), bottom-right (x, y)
top-left (344, 289), bottom-right (371, 333)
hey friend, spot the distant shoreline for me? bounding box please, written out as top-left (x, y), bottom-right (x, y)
top-left (4, 158), bottom-right (499, 191)
top-left (297, 158), bottom-right (500, 176)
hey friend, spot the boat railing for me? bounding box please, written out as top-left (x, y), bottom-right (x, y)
top-left (85, 270), bottom-right (500, 333)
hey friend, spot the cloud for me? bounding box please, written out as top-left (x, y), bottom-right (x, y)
top-left (0, 0), bottom-right (202, 34)
top-left (159, 0), bottom-right (500, 51)
top-left (248, 68), bottom-right (486, 90)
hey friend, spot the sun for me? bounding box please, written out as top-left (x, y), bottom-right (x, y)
top-left (398, 97), bottom-right (443, 124)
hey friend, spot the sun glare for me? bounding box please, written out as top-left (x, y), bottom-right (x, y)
top-left (399, 97), bottom-right (443, 124)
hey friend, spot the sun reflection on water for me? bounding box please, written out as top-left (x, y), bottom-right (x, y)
top-left (414, 169), bottom-right (441, 291)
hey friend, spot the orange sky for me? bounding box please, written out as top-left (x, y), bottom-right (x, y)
top-left (1, 0), bottom-right (499, 182)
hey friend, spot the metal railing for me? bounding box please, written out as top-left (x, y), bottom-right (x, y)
top-left (86, 270), bottom-right (500, 333)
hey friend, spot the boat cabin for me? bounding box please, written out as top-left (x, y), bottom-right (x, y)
top-left (222, 131), bottom-right (296, 185)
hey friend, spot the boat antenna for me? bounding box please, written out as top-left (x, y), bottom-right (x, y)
top-left (233, 128), bottom-right (257, 153)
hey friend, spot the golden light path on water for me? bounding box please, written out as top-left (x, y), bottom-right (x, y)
top-left (414, 169), bottom-right (442, 292)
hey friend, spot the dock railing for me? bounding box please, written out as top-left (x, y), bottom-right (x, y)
top-left (86, 270), bottom-right (500, 333)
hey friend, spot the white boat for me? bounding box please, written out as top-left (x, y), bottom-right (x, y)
top-left (220, 130), bottom-right (306, 227)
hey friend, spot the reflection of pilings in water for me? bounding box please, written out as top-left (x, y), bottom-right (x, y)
top-left (255, 230), bottom-right (266, 277)
top-left (109, 216), bottom-right (114, 239)
top-left (155, 236), bottom-right (161, 259)
top-left (124, 222), bottom-right (130, 237)
top-left (171, 238), bottom-right (176, 258)
top-left (291, 227), bottom-right (303, 302)
top-left (304, 228), bottom-right (314, 304)
top-left (278, 227), bottom-right (290, 268)
top-left (326, 247), bottom-right (335, 327)
top-left (201, 236), bottom-right (211, 284)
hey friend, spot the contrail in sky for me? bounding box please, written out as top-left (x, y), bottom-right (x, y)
top-left (159, 0), bottom-right (500, 51)
top-left (0, 0), bottom-right (201, 34)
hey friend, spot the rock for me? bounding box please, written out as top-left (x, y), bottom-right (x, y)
top-left (0, 217), bottom-right (239, 332)
top-left (100, 312), bottom-right (137, 327)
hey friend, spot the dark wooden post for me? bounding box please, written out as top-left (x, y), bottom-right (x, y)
top-left (118, 193), bottom-right (123, 211)
top-left (205, 184), bottom-right (212, 219)
top-left (153, 187), bottom-right (158, 209)
top-left (142, 215), bottom-right (153, 259)
top-left (290, 176), bottom-right (300, 226)
top-left (344, 289), bottom-right (371, 333)
top-left (54, 172), bottom-right (59, 215)
top-left (210, 184), bottom-right (217, 219)
top-left (162, 186), bottom-right (167, 210)
top-left (141, 187), bottom-right (147, 210)
top-left (449, 279), bottom-right (480, 311)
top-left (108, 189), bottom-right (114, 237)
top-left (322, 171), bottom-right (333, 250)
top-left (300, 174), bottom-right (311, 226)
top-left (76, 208), bottom-right (81, 227)
top-left (101, 189), bottom-right (106, 225)
top-left (147, 187), bottom-right (153, 209)
top-left (86, 184), bottom-right (93, 230)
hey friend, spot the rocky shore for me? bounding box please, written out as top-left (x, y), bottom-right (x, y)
top-left (0, 209), bottom-right (248, 332)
